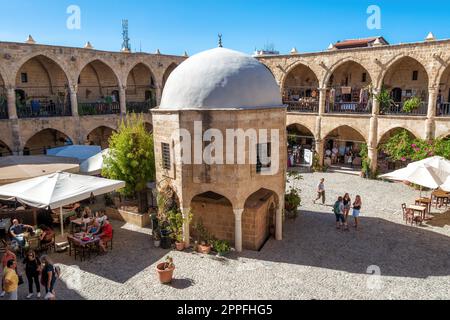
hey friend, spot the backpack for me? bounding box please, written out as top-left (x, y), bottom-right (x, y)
top-left (333, 201), bottom-right (341, 215)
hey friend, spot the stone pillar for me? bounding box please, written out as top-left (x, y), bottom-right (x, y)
top-left (318, 88), bottom-right (327, 115)
top-left (275, 205), bottom-right (283, 241)
top-left (316, 139), bottom-right (325, 167)
top-left (368, 116), bottom-right (378, 174)
top-left (70, 85), bottom-right (78, 117)
top-left (371, 88), bottom-right (381, 115)
top-left (156, 86), bottom-right (163, 106)
top-left (233, 208), bottom-right (244, 252)
top-left (7, 87), bottom-right (17, 120)
top-left (119, 86), bottom-right (127, 115)
top-left (181, 207), bottom-right (191, 247)
top-left (314, 116), bottom-right (324, 166)
top-left (426, 86), bottom-right (437, 140)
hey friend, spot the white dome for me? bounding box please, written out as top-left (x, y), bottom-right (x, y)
top-left (160, 47), bottom-right (283, 110)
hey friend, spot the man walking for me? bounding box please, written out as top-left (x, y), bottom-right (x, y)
top-left (314, 178), bottom-right (326, 205)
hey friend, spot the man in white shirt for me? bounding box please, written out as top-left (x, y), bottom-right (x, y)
top-left (313, 178), bottom-right (326, 205)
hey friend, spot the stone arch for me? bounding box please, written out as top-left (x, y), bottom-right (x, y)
top-left (162, 63), bottom-right (178, 91)
top-left (125, 62), bottom-right (157, 112)
top-left (287, 123), bottom-right (316, 167)
top-left (322, 125), bottom-right (367, 167)
top-left (0, 139), bottom-right (13, 157)
top-left (86, 126), bottom-right (117, 149)
top-left (242, 188), bottom-right (279, 250)
top-left (144, 122), bottom-right (153, 133)
top-left (378, 127), bottom-right (419, 146)
top-left (322, 57), bottom-right (372, 88)
top-left (77, 58), bottom-right (121, 103)
top-left (435, 62), bottom-right (450, 114)
top-left (380, 55), bottom-right (429, 103)
top-left (15, 54), bottom-right (72, 118)
top-left (23, 128), bottom-right (74, 155)
top-left (190, 191), bottom-right (235, 245)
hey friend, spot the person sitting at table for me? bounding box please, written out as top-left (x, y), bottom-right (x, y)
top-left (97, 219), bottom-right (113, 253)
top-left (39, 225), bottom-right (55, 246)
top-left (87, 219), bottom-right (101, 235)
top-left (9, 219), bottom-right (33, 247)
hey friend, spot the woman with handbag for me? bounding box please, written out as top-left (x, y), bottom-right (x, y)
top-left (40, 255), bottom-right (57, 300)
top-left (23, 250), bottom-right (41, 299)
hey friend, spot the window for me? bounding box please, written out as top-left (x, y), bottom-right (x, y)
top-left (412, 71), bottom-right (418, 81)
top-left (256, 143), bottom-right (271, 173)
top-left (162, 143), bottom-right (171, 170)
top-left (21, 73), bottom-right (28, 83)
top-left (362, 72), bottom-right (367, 83)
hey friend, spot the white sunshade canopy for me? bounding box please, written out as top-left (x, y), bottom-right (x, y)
top-left (46, 145), bottom-right (102, 161)
top-left (379, 156), bottom-right (450, 189)
top-left (0, 171), bottom-right (125, 209)
top-left (80, 149), bottom-right (110, 176)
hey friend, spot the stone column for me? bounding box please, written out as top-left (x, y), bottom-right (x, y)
top-left (426, 86), bottom-right (437, 140)
top-left (181, 207), bottom-right (191, 247)
top-left (318, 88), bottom-right (327, 115)
top-left (371, 88), bottom-right (381, 115)
top-left (70, 85), bottom-right (79, 117)
top-left (367, 88), bottom-right (380, 174)
top-left (119, 86), bottom-right (127, 115)
top-left (275, 205), bottom-right (283, 241)
top-left (233, 208), bottom-right (244, 252)
top-left (7, 87), bottom-right (17, 120)
top-left (315, 139), bottom-right (325, 167)
top-left (156, 86), bottom-right (163, 106)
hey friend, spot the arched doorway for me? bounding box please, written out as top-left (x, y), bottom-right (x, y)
top-left (78, 60), bottom-right (120, 115)
top-left (377, 128), bottom-right (418, 173)
top-left (0, 73), bottom-right (7, 119)
top-left (15, 55), bottom-right (71, 118)
top-left (24, 129), bottom-right (73, 155)
top-left (283, 64), bottom-right (320, 112)
top-left (326, 61), bottom-right (372, 114)
top-left (0, 140), bottom-right (12, 157)
top-left (162, 63), bottom-right (178, 91)
top-left (287, 124), bottom-right (315, 168)
top-left (126, 63), bottom-right (157, 113)
top-left (86, 126), bottom-right (116, 149)
top-left (323, 125), bottom-right (366, 168)
top-left (437, 65), bottom-right (450, 116)
top-left (243, 188), bottom-right (278, 251)
top-left (382, 57), bottom-right (429, 115)
top-left (144, 122), bottom-right (153, 133)
top-left (190, 191), bottom-right (234, 246)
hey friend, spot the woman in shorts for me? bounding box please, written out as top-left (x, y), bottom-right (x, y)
top-left (352, 195), bottom-right (362, 229)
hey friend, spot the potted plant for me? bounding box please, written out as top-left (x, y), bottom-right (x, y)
top-left (375, 87), bottom-right (394, 114)
top-left (156, 256), bottom-right (175, 284)
top-left (166, 209), bottom-right (192, 251)
top-left (285, 189), bottom-right (301, 219)
top-left (153, 228), bottom-right (161, 248)
top-left (213, 239), bottom-right (231, 257)
top-left (193, 220), bottom-right (212, 254)
top-left (402, 96), bottom-right (421, 113)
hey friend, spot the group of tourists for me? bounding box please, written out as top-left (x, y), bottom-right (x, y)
top-left (1, 243), bottom-right (59, 300)
top-left (313, 178), bottom-right (363, 230)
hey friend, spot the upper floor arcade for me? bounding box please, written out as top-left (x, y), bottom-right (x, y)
top-left (0, 41), bottom-right (185, 120)
top-left (258, 37), bottom-right (450, 118)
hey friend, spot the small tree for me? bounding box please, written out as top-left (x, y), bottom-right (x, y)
top-left (102, 114), bottom-right (155, 213)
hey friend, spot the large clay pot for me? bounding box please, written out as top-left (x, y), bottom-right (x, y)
top-left (175, 242), bottom-right (185, 251)
top-left (197, 244), bottom-right (212, 254)
top-left (156, 263), bottom-right (175, 284)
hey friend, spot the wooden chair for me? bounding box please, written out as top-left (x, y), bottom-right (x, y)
top-left (39, 234), bottom-right (56, 254)
top-left (401, 203), bottom-right (414, 225)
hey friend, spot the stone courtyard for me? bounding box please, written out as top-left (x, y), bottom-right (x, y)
top-left (9, 171), bottom-right (450, 300)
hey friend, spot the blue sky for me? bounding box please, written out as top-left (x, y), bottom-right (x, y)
top-left (0, 0), bottom-right (449, 55)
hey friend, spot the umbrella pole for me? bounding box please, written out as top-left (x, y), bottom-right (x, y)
top-left (60, 207), bottom-right (64, 237)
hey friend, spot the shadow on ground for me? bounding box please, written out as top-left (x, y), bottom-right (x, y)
top-left (237, 210), bottom-right (450, 279)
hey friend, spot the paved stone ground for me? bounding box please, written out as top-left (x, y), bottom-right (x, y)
top-left (7, 172), bottom-right (450, 300)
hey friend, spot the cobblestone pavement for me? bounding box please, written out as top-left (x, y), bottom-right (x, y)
top-left (8, 172), bottom-right (450, 300)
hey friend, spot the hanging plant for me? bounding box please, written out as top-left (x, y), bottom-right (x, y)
top-left (402, 96), bottom-right (422, 113)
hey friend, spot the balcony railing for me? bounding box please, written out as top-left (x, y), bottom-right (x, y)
top-left (382, 102), bottom-right (428, 116)
top-left (78, 102), bottom-right (121, 116)
top-left (437, 103), bottom-right (450, 117)
top-left (326, 102), bottom-right (372, 114)
top-left (285, 100), bottom-right (319, 113)
top-left (0, 99), bottom-right (7, 119)
top-left (126, 101), bottom-right (156, 114)
top-left (17, 101), bottom-right (72, 118)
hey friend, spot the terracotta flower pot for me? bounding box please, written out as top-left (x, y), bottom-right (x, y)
top-left (197, 244), bottom-right (211, 254)
top-left (175, 241), bottom-right (185, 251)
top-left (156, 263), bottom-right (175, 284)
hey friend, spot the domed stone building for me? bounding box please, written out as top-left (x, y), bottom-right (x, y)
top-left (152, 47), bottom-right (286, 252)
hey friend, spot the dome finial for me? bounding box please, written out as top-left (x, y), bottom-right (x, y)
top-left (218, 33), bottom-right (223, 48)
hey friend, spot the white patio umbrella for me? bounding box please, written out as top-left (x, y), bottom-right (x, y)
top-left (47, 145), bottom-right (102, 161)
top-left (379, 156), bottom-right (450, 196)
top-left (80, 149), bottom-right (110, 176)
top-left (0, 171), bottom-right (125, 236)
